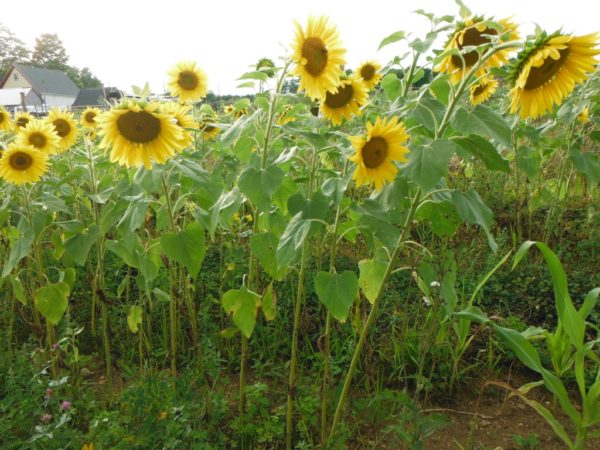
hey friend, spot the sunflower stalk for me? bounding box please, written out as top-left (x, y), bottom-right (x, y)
top-left (161, 174), bottom-right (181, 377)
top-left (22, 185), bottom-right (56, 376)
top-left (237, 61), bottom-right (291, 424)
top-left (286, 145), bottom-right (318, 450)
top-left (327, 41), bottom-right (520, 443)
top-left (320, 159), bottom-right (349, 447)
top-left (85, 138), bottom-right (113, 398)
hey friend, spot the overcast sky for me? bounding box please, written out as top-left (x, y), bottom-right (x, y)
top-left (3, 0), bottom-right (598, 95)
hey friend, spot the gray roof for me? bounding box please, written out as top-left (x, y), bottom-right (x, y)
top-left (72, 87), bottom-right (105, 107)
top-left (12, 63), bottom-right (79, 97)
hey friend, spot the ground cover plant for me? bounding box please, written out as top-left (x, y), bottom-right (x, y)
top-left (1, 1), bottom-right (599, 448)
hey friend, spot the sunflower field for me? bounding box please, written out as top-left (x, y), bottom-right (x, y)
top-left (1, 3), bottom-right (599, 450)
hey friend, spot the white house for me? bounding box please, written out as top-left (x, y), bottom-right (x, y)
top-left (0, 63), bottom-right (80, 112)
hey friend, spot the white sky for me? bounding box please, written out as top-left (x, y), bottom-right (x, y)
top-left (3, 0), bottom-right (598, 95)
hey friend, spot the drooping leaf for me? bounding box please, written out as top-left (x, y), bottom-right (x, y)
top-left (250, 232), bottom-right (286, 281)
top-left (127, 305), bottom-right (143, 333)
top-left (160, 222), bottom-right (206, 279)
top-left (452, 105), bottom-right (512, 148)
top-left (9, 275), bottom-right (27, 305)
top-left (276, 212), bottom-right (311, 269)
top-left (416, 201), bottom-right (460, 237)
top-left (453, 135), bottom-right (510, 172)
top-left (516, 146), bottom-right (541, 180)
top-left (381, 73), bottom-right (401, 101)
top-left (451, 189), bottom-right (497, 252)
top-left (406, 139), bottom-right (457, 191)
top-left (261, 283), bottom-right (276, 321)
top-left (63, 224), bottom-right (100, 267)
top-left (238, 165), bottom-right (285, 210)
top-left (571, 149), bottom-right (600, 184)
top-left (2, 221), bottom-right (34, 278)
top-left (314, 271), bottom-right (359, 323)
top-left (221, 286), bottom-right (261, 338)
top-left (358, 258), bottom-right (388, 304)
top-left (35, 282), bottom-right (70, 326)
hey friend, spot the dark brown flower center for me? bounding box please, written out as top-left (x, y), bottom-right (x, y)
top-left (53, 119), bottom-right (71, 137)
top-left (451, 25), bottom-right (498, 68)
top-left (29, 132), bottom-right (47, 149)
top-left (178, 71), bottom-right (199, 90)
top-left (362, 136), bottom-right (388, 169)
top-left (9, 151), bottom-right (33, 170)
top-left (472, 82), bottom-right (489, 96)
top-left (524, 48), bottom-right (570, 90)
top-left (85, 111), bottom-right (97, 123)
top-left (0, 113), bottom-right (5, 124)
top-left (116, 110), bottom-right (161, 143)
top-left (302, 37), bottom-right (328, 76)
top-left (360, 64), bottom-right (376, 81)
top-left (16, 117), bottom-right (29, 128)
top-left (324, 84), bottom-right (354, 109)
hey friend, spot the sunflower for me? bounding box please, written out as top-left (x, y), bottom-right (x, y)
top-left (291, 15), bottom-right (347, 100)
top-left (0, 107), bottom-right (11, 132)
top-left (277, 105), bottom-right (296, 126)
top-left (348, 116), bottom-right (410, 191)
top-left (256, 57), bottom-right (276, 78)
top-left (200, 122), bottom-right (220, 141)
top-left (435, 17), bottom-right (519, 84)
top-left (17, 120), bottom-right (61, 154)
top-left (97, 101), bottom-right (184, 169)
top-left (167, 61), bottom-right (209, 103)
top-left (162, 102), bottom-right (197, 149)
top-left (223, 104), bottom-right (235, 115)
top-left (46, 109), bottom-right (78, 152)
top-left (80, 107), bottom-right (103, 129)
top-left (577, 107), bottom-right (590, 123)
top-left (469, 75), bottom-right (498, 105)
top-left (320, 75), bottom-right (368, 126)
top-left (14, 111), bottom-right (34, 130)
top-left (356, 60), bottom-right (382, 90)
top-left (509, 32), bottom-right (600, 119)
top-left (0, 143), bottom-right (49, 185)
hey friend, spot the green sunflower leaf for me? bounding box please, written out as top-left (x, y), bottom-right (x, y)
top-left (160, 222), bottom-right (206, 279)
top-left (314, 271), bottom-right (359, 323)
top-left (35, 282), bottom-right (70, 326)
top-left (221, 286), bottom-right (261, 338)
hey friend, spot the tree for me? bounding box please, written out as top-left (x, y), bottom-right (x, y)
top-left (65, 66), bottom-right (102, 89)
top-left (0, 23), bottom-right (30, 79)
top-left (31, 33), bottom-right (69, 70)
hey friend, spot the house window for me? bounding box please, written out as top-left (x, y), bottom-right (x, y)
top-left (13, 73), bottom-right (18, 81)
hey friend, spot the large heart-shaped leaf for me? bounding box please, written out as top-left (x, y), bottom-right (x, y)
top-left (160, 222), bottom-right (206, 278)
top-left (35, 282), bottom-right (70, 325)
top-left (222, 287), bottom-right (261, 338)
top-left (314, 271), bottom-right (359, 323)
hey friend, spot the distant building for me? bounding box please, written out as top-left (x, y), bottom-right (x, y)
top-left (72, 86), bottom-right (123, 110)
top-left (0, 63), bottom-right (80, 112)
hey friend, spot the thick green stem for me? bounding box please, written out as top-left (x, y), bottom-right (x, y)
top-left (320, 161), bottom-right (349, 446)
top-left (85, 140), bottom-right (113, 396)
top-left (162, 175), bottom-right (179, 376)
top-left (239, 334), bottom-right (248, 415)
top-left (286, 147), bottom-right (317, 449)
top-left (402, 52), bottom-right (420, 98)
top-left (327, 188), bottom-right (422, 443)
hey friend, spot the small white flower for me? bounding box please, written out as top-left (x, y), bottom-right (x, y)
top-left (422, 296), bottom-right (432, 307)
top-left (430, 281), bottom-right (440, 288)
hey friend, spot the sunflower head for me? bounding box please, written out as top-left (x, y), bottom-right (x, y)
top-left (256, 57), bottom-right (276, 78)
top-left (291, 16), bottom-right (347, 100)
top-left (0, 107), bottom-right (11, 132)
top-left (46, 109), bottom-right (78, 152)
top-left (223, 104), bottom-right (235, 115)
top-left (97, 100), bottom-right (185, 169)
top-left (277, 104), bottom-right (296, 126)
top-left (435, 16), bottom-right (520, 83)
top-left (81, 107), bottom-right (103, 129)
top-left (161, 102), bottom-right (197, 150)
top-left (577, 107), bottom-right (590, 123)
top-left (0, 143), bottom-right (49, 185)
top-left (356, 61), bottom-right (382, 90)
top-left (320, 75), bottom-right (368, 126)
top-left (14, 111), bottom-right (34, 130)
top-left (167, 61), bottom-right (209, 103)
top-left (17, 120), bottom-right (61, 154)
top-left (348, 116), bottom-right (410, 191)
top-left (508, 31), bottom-right (600, 119)
top-left (469, 75), bottom-right (498, 105)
